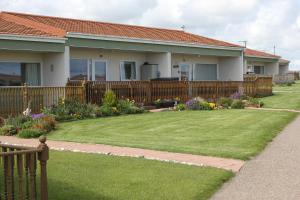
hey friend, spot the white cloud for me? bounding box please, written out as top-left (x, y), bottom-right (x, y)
top-left (0, 0), bottom-right (299, 69)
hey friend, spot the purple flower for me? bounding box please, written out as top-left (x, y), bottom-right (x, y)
top-left (31, 113), bottom-right (45, 119)
top-left (230, 92), bottom-right (242, 100)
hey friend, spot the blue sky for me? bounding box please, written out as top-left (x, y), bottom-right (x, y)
top-left (1, 0), bottom-right (300, 70)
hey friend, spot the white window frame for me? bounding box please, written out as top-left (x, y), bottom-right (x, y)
top-left (119, 60), bottom-right (137, 81)
top-left (179, 62), bottom-right (193, 81)
top-left (92, 59), bottom-right (108, 81)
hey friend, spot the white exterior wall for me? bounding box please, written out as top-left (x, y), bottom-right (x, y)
top-left (0, 50), bottom-right (69, 86)
top-left (42, 46), bottom-right (70, 86)
top-left (218, 56), bottom-right (243, 81)
top-left (146, 52), bottom-right (171, 77)
top-left (279, 64), bottom-right (289, 75)
top-left (265, 62), bottom-right (279, 75)
top-left (70, 48), bottom-right (147, 81)
top-left (245, 58), bottom-right (280, 76)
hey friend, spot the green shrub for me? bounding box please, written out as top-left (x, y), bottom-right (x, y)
top-left (231, 100), bottom-right (245, 109)
top-left (0, 117), bottom-right (4, 127)
top-left (21, 121), bottom-right (34, 129)
top-left (33, 115), bottom-right (57, 132)
top-left (103, 90), bottom-right (117, 107)
top-left (175, 103), bottom-right (186, 111)
top-left (185, 97), bottom-right (213, 111)
top-left (117, 99), bottom-right (144, 114)
top-left (248, 97), bottom-right (264, 107)
top-left (99, 105), bottom-right (120, 116)
top-left (218, 98), bottom-right (233, 108)
top-left (18, 129), bottom-right (45, 138)
top-left (5, 115), bottom-right (32, 129)
top-left (43, 98), bottom-right (101, 121)
top-left (0, 125), bottom-right (18, 136)
top-left (199, 102), bottom-right (213, 110)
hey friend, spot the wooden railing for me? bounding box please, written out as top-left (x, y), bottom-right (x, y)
top-left (273, 74), bottom-right (296, 84)
top-left (0, 79), bottom-right (273, 115)
top-left (243, 75), bottom-right (273, 96)
top-left (0, 85), bottom-right (85, 116)
top-left (72, 80), bottom-right (264, 105)
top-left (0, 136), bottom-right (49, 200)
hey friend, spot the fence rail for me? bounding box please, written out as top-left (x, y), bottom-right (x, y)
top-left (0, 136), bottom-right (49, 200)
top-left (1, 78), bottom-right (273, 116)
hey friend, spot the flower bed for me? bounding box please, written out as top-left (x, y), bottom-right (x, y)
top-left (174, 92), bottom-right (263, 111)
top-left (0, 114), bottom-right (56, 138)
top-left (0, 90), bottom-right (147, 138)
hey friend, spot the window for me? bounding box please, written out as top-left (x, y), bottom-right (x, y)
top-left (94, 61), bottom-right (106, 81)
top-left (120, 61), bottom-right (136, 80)
top-left (180, 63), bottom-right (191, 81)
top-left (70, 59), bottom-right (88, 80)
top-left (254, 66), bottom-right (265, 75)
top-left (193, 64), bottom-right (217, 81)
top-left (0, 62), bottom-right (40, 86)
top-left (247, 65), bottom-right (253, 73)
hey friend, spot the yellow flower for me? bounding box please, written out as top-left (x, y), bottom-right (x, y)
top-left (209, 103), bottom-right (216, 109)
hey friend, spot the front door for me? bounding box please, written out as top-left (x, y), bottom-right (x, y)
top-left (93, 60), bottom-right (107, 81)
top-left (179, 63), bottom-right (191, 81)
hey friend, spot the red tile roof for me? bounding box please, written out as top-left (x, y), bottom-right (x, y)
top-left (245, 48), bottom-right (280, 59)
top-left (0, 13), bottom-right (58, 37)
top-left (0, 11), bottom-right (241, 48)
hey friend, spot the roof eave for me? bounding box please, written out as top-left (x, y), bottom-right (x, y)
top-left (245, 55), bottom-right (280, 60)
top-left (67, 32), bottom-right (244, 51)
top-left (0, 33), bottom-right (67, 43)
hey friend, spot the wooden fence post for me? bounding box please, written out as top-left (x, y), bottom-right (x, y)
top-left (38, 136), bottom-right (49, 200)
top-left (81, 80), bottom-right (87, 104)
top-left (23, 83), bottom-right (28, 111)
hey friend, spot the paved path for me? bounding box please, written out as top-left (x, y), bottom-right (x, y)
top-left (246, 107), bottom-right (300, 113)
top-left (211, 115), bottom-right (300, 200)
top-left (0, 136), bottom-right (244, 172)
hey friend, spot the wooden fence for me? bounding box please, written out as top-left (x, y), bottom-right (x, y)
top-left (243, 75), bottom-right (273, 96)
top-left (69, 79), bottom-right (270, 105)
top-left (0, 136), bottom-right (49, 200)
top-left (0, 85), bottom-right (85, 116)
top-left (0, 78), bottom-right (272, 116)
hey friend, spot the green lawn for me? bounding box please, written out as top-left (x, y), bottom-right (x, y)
top-left (0, 151), bottom-right (233, 200)
top-left (48, 110), bottom-right (297, 160)
top-left (261, 81), bottom-right (300, 109)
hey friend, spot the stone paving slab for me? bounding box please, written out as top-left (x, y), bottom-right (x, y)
top-left (0, 136), bottom-right (244, 172)
top-left (211, 115), bottom-right (300, 200)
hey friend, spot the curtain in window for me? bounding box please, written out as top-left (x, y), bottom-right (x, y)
top-left (24, 63), bottom-right (41, 86)
top-left (193, 64), bottom-right (217, 80)
top-left (120, 62), bottom-right (136, 80)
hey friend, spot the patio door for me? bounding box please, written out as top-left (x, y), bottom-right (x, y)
top-left (92, 60), bottom-right (107, 81)
top-left (179, 63), bottom-right (192, 81)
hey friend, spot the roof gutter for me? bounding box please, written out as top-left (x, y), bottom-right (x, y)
top-left (67, 32), bottom-right (244, 51)
top-left (0, 34), bottom-right (66, 43)
top-left (245, 55), bottom-right (280, 60)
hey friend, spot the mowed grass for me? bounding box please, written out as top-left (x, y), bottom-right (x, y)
top-left (261, 81), bottom-right (300, 109)
top-left (0, 151), bottom-right (234, 200)
top-left (48, 110), bottom-right (297, 160)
